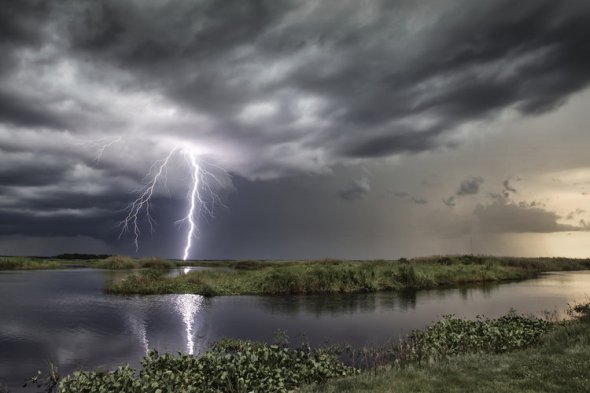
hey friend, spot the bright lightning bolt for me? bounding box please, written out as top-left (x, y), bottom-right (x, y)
top-left (82, 135), bottom-right (224, 259)
top-left (183, 152), bottom-right (200, 261)
top-left (116, 145), bottom-right (224, 260)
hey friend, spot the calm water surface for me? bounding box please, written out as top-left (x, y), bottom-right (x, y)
top-left (0, 268), bottom-right (589, 389)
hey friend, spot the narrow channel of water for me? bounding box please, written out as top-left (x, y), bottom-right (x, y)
top-left (0, 269), bottom-right (588, 389)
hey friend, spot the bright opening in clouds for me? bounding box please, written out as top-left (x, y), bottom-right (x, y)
top-left (2, 0), bottom-right (590, 259)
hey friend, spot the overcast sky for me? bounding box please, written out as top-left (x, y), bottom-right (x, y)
top-left (2, 0), bottom-right (590, 259)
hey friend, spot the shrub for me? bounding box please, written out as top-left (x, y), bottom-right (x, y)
top-left (396, 265), bottom-right (417, 286)
top-left (140, 258), bottom-right (176, 270)
top-left (401, 312), bottom-right (551, 363)
top-left (59, 340), bottom-right (356, 393)
top-left (230, 260), bottom-right (267, 270)
top-left (0, 256), bottom-right (62, 270)
top-left (94, 255), bottom-right (138, 269)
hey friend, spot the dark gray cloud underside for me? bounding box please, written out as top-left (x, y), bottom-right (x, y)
top-left (457, 177), bottom-right (484, 196)
top-left (338, 179), bottom-right (370, 202)
top-left (38, 0), bottom-right (590, 159)
top-left (474, 199), bottom-right (579, 234)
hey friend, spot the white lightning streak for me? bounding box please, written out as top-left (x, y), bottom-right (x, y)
top-left (118, 145), bottom-right (223, 259)
top-left (174, 294), bottom-right (203, 355)
top-left (94, 136), bottom-right (123, 163)
top-left (119, 147), bottom-right (178, 250)
top-left (77, 135), bottom-right (124, 163)
top-left (183, 153), bottom-right (200, 261)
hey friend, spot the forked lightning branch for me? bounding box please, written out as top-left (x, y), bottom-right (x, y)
top-left (85, 137), bottom-right (222, 260)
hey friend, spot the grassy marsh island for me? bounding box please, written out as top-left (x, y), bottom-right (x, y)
top-left (105, 256), bottom-right (590, 296)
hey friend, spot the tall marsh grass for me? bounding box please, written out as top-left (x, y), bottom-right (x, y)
top-left (0, 256), bottom-right (64, 270)
top-left (106, 256), bottom-right (590, 296)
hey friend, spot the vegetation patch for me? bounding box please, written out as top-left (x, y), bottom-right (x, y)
top-left (91, 255), bottom-right (139, 269)
top-left (0, 254), bottom-right (185, 271)
top-left (106, 256), bottom-right (590, 296)
top-left (0, 256), bottom-right (66, 270)
top-left (91, 256), bottom-right (177, 270)
top-left (57, 340), bottom-right (355, 393)
top-left (400, 312), bottom-right (551, 363)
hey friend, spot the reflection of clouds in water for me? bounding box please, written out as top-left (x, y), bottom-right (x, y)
top-left (173, 294), bottom-right (204, 355)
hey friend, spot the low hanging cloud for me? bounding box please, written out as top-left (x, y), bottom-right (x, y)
top-left (411, 197), bottom-right (429, 205)
top-left (338, 178), bottom-right (371, 202)
top-left (474, 197), bottom-right (583, 233)
top-left (457, 177), bottom-right (484, 196)
top-left (390, 190), bottom-right (428, 205)
top-left (502, 179), bottom-right (518, 193)
top-left (442, 196), bottom-right (457, 207)
top-left (566, 208), bottom-right (586, 220)
top-left (443, 176), bottom-right (484, 206)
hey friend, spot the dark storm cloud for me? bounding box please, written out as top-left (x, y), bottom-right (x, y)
top-left (442, 196), bottom-right (456, 208)
top-left (0, 90), bottom-right (69, 129)
top-left (392, 191), bottom-right (428, 205)
top-left (502, 179), bottom-right (517, 193)
top-left (0, 194), bottom-right (184, 245)
top-left (0, 209), bottom-right (116, 238)
top-left (566, 209), bottom-right (586, 220)
top-left (338, 178), bottom-right (370, 202)
top-left (411, 197), bottom-right (428, 205)
top-left (0, 160), bottom-right (69, 187)
top-left (48, 0), bottom-right (590, 160)
top-left (457, 177), bottom-right (484, 196)
top-left (2, 0), bottom-right (590, 252)
top-left (0, 0), bottom-right (47, 43)
top-left (442, 176), bottom-right (483, 207)
top-left (0, 0), bottom-right (47, 72)
top-left (474, 197), bottom-right (582, 233)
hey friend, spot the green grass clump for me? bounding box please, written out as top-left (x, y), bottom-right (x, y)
top-left (0, 256), bottom-right (65, 270)
top-left (91, 255), bottom-right (140, 269)
top-left (91, 256), bottom-right (178, 270)
top-left (0, 254), bottom-right (182, 271)
top-left (106, 256), bottom-right (590, 296)
top-left (139, 258), bottom-right (177, 270)
top-left (58, 340), bottom-right (355, 393)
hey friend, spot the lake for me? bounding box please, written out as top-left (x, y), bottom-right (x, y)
top-left (0, 268), bottom-right (589, 389)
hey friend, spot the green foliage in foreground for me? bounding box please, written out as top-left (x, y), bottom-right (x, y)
top-left (58, 340), bottom-right (355, 393)
top-left (301, 306), bottom-right (590, 393)
top-left (106, 256), bottom-right (590, 296)
top-left (401, 313), bottom-right (551, 363)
